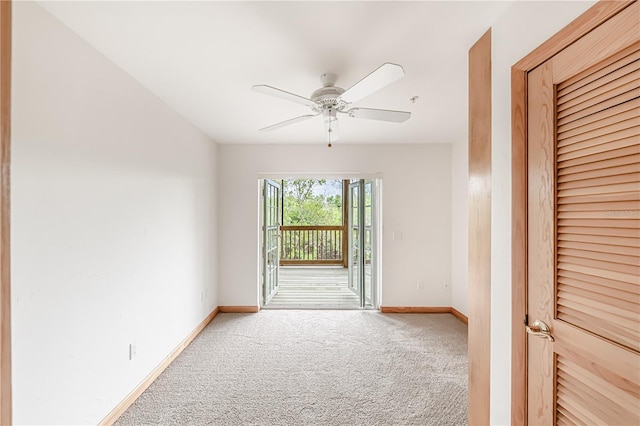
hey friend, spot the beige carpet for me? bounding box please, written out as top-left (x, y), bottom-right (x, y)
top-left (115, 311), bottom-right (468, 425)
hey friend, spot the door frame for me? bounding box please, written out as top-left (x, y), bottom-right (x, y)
top-left (0, 1), bottom-right (11, 423)
top-left (262, 179), bottom-right (281, 306)
top-left (510, 1), bottom-right (636, 423)
top-left (257, 174), bottom-right (383, 309)
top-left (347, 179), bottom-right (377, 309)
top-left (347, 180), bottom-right (362, 297)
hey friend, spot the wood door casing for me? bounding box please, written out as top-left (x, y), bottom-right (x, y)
top-left (525, 2), bottom-right (639, 424)
top-left (526, 60), bottom-right (556, 423)
top-left (468, 28), bottom-right (491, 426)
top-left (0, 1), bottom-right (11, 424)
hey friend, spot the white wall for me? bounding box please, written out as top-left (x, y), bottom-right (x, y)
top-left (218, 144), bottom-right (452, 308)
top-left (12, 3), bottom-right (218, 424)
top-left (450, 139), bottom-right (469, 316)
top-left (489, 2), bottom-right (596, 424)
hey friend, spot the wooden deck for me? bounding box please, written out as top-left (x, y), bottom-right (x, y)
top-left (267, 266), bottom-right (359, 308)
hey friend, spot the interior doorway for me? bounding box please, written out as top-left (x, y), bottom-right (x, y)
top-left (259, 177), bottom-right (380, 309)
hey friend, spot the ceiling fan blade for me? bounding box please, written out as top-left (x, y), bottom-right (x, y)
top-left (259, 114), bottom-right (319, 132)
top-left (338, 63), bottom-right (405, 104)
top-left (324, 118), bottom-right (340, 142)
top-left (252, 85), bottom-right (316, 107)
top-left (347, 107), bottom-right (411, 123)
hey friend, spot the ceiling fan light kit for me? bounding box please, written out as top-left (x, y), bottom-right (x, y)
top-left (252, 62), bottom-right (411, 147)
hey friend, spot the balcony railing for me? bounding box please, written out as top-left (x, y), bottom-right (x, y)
top-left (280, 225), bottom-right (345, 265)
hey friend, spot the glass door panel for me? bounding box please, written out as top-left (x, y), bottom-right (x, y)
top-left (348, 181), bottom-right (361, 298)
top-left (363, 180), bottom-right (374, 307)
top-left (263, 179), bottom-right (280, 305)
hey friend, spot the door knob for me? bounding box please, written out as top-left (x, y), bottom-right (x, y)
top-left (525, 319), bottom-right (555, 342)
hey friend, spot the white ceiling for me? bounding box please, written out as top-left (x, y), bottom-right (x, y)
top-left (37, 1), bottom-right (512, 145)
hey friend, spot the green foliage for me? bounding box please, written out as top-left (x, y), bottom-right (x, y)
top-left (283, 179), bottom-right (342, 226)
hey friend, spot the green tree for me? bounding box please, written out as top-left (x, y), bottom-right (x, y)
top-left (283, 179), bottom-right (342, 226)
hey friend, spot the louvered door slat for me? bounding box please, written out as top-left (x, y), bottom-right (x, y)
top-left (557, 172), bottom-right (640, 190)
top-left (558, 306), bottom-right (639, 351)
top-left (558, 288), bottom-right (638, 319)
top-left (558, 88), bottom-right (640, 125)
top-left (558, 98), bottom-right (640, 134)
top-left (558, 118), bottom-right (639, 148)
top-left (559, 275), bottom-right (637, 303)
top-left (557, 68), bottom-right (640, 113)
top-left (555, 44), bottom-right (640, 357)
top-left (557, 370), bottom-right (635, 426)
top-left (558, 130), bottom-right (638, 157)
top-left (559, 254), bottom-right (638, 277)
top-left (558, 269), bottom-right (640, 295)
top-left (557, 71), bottom-right (640, 117)
top-left (557, 406), bottom-right (582, 426)
top-left (557, 356), bottom-right (640, 412)
top-left (556, 366), bottom-right (638, 425)
top-left (558, 225), bottom-right (640, 238)
top-left (557, 136), bottom-right (639, 161)
top-left (558, 239), bottom-right (639, 256)
top-left (558, 233), bottom-right (640, 250)
top-left (557, 60), bottom-right (640, 106)
top-left (558, 84), bottom-right (640, 120)
top-left (558, 247), bottom-right (639, 267)
top-left (556, 390), bottom-right (607, 426)
top-left (559, 98), bottom-right (640, 132)
top-left (558, 210), bottom-right (639, 220)
top-left (558, 192), bottom-right (640, 204)
top-left (558, 144), bottom-right (639, 168)
top-left (558, 163), bottom-right (639, 182)
top-left (558, 261), bottom-right (637, 285)
top-left (557, 294), bottom-right (638, 328)
top-left (558, 153), bottom-right (639, 176)
top-left (557, 182), bottom-right (639, 197)
top-left (557, 200), bottom-right (640, 211)
top-left (558, 42), bottom-right (640, 96)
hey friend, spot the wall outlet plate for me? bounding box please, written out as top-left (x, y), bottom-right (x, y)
top-left (129, 343), bottom-right (138, 360)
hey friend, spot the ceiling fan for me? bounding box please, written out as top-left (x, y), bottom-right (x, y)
top-left (252, 63), bottom-right (411, 146)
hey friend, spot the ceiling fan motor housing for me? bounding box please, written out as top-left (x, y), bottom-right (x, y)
top-left (311, 73), bottom-right (347, 113)
top-left (310, 86), bottom-right (347, 113)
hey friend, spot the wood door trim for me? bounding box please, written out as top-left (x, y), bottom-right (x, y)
top-left (380, 306), bottom-right (468, 324)
top-left (450, 307), bottom-right (469, 325)
top-left (469, 28), bottom-right (491, 426)
top-left (510, 1), bottom-right (637, 424)
top-left (513, 0), bottom-right (635, 71)
top-left (380, 306), bottom-right (450, 314)
top-left (218, 306), bottom-right (260, 313)
top-left (0, 1), bottom-right (11, 424)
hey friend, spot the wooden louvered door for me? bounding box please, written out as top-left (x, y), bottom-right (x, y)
top-left (526, 2), bottom-right (639, 424)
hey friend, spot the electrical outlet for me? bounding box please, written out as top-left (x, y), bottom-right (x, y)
top-left (129, 343), bottom-right (138, 360)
